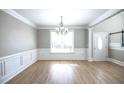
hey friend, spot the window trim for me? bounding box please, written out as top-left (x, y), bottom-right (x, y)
top-left (50, 30), bottom-right (74, 53)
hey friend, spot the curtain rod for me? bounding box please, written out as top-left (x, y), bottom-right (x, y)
top-left (109, 30), bottom-right (124, 35)
top-left (109, 30), bottom-right (124, 47)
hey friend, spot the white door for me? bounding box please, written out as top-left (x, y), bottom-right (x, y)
top-left (93, 32), bottom-right (108, 61)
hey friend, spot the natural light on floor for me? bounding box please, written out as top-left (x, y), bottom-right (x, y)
top-left (50, 64), bottom-right (78, 83)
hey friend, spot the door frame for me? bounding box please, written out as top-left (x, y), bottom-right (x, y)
top-left (92, 32), bottom-right (108, 61)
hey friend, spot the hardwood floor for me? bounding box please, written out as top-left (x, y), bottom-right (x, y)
top-left (7, 61), bottom-right (124, 84)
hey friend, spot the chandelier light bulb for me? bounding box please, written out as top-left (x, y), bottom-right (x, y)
top-left (56, 16), bottom-right (68, 35)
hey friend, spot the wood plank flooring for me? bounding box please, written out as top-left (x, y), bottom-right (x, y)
top-left (7, 61), bottom-right (124, 84)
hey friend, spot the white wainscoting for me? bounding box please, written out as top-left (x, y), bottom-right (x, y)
top-left (109, 43), bottom-right (124, 50)
top-left (108, 58), bottom-right (124, 67)
top-left (108, 43), bottom-right (124, 66)
top-left (0, 63), bottom-right (2, 79)
top-left (0, 49), bottom-right (37, 84)
top-left (38, 48), bottom-right (88, 60)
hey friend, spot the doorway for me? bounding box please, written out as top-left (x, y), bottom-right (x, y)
top-left (93, 32), bottom-right (108, 61)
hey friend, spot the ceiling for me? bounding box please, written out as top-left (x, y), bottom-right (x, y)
top-left (14, 9), bottom-right (108, 28)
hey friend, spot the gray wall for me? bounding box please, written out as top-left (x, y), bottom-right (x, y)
top-left (75, 29), bottom-right (88, 48)
top-left (92, 11), bottom-right (124, 61)
top-left (92, 11), bottom-right (124, 43)
top-left (37, 29), bottom-right (88, 48)
top-left (0, 10), bottom-right (37, 57)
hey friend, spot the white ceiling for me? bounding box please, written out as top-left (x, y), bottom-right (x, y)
top-left (14, 9), bottom-right (108, 27)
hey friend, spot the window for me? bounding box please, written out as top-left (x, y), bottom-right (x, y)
top-left (51, 30), bottom-right (74, 53)
top-left (98, 37), bottom-right (103, 50)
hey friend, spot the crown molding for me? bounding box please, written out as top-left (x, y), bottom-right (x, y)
top-left (1, 9), bottom-right (36, 28)
top-left (89, 9), bottom-right (123, 27)
top-left (3, 9), bottom-right (120, 29)
top-left (37, 25), bottom-right (88, 30)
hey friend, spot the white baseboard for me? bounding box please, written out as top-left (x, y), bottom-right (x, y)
top-left (93, 58), bottom-right (108, 61)
top-left (38, 48), bottom-right (88, 60)
top-left (0, 49), bottom-right (37, 84)
top-left (108, 58), bottom-right (124, 67)
top-left (88, 59), bottom-right (93, 62)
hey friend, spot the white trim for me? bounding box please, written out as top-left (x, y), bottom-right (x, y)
top-left (109, 43), bottom-right (124, 51)
top-left (88, 28), bottom-right (93, 61)
top-left (1, 9), bottom-right (36, 28)
top-left (89, 9), bottom-right (122, 26)
top-left (1, 9), bottom-right (122, 29)
top-left (110, 48), bottom-right (124, 51)
top-left (0, 60), bottom-right (35, 84)
top-left (109, 43), bottom-right (121, 48)
top-left (0, 49), bottom-right (37, 61)
top-left (92, 32), bottom-right (109, 61)
top-left (38, 48), bottom-right (88, 60)
top-left (0, 49), bottom-right (37, 84)
top-left (108, 58), bottom-right (124, 67)
top-left (88, 59), bottom-right (93, 62)
top-left (93, 58), bottom-right (108, 61)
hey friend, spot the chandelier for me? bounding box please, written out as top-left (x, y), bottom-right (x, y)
top-left (56, 16), bottom-right (68, 35)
